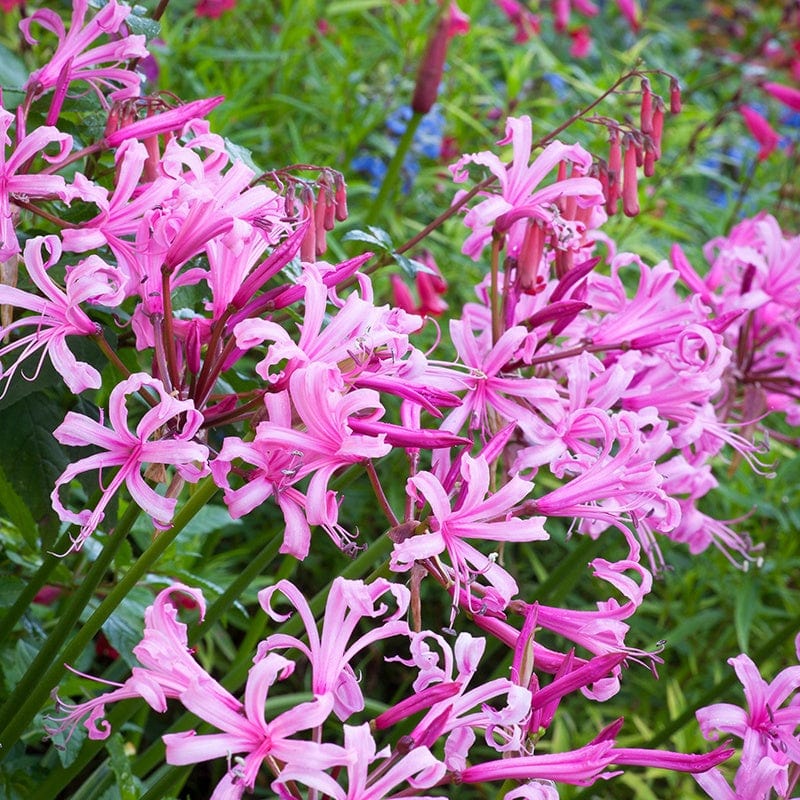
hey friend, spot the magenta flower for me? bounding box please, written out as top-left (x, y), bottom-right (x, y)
top-left (257, 576), bottom-right (410, 720)
top-left (739, 105), bottom-right (780, 162)
top-left (391, 454), bottom-right (547, 613)
top-left (21, 0), bottom-right (148, 107)
top-left (51, 373), bottom-right (209, 552)
top-left (0, 236), bottom-right (109, 396)
top-left (0, 109), bottom-right (72, 259)
top-left (696, 652), bottom-right (800, 795)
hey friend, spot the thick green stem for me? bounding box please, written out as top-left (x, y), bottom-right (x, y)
top-left (0, 503), bottom-right (141, 753)
top-left (368, 112), bottom-right (423, 225)
top-left (0, 477), bottom-right (218, 757)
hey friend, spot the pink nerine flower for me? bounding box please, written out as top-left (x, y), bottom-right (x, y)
top-left (51, 373), bottom-right (209, 552)
top-left (257, 577), bottom-right (410, 720)
top-left (450, 115), bottom-right (603, 259)
top-left (0, 109), bottom-right (72, 259)
top-left (0, 236), bottom-right (110, 397)
top-left (20, 0), bottom-right (149, 108)
top-left (21, 0), bottom-right (148, 106)
top-left (164, 654), bottom-right (349, 800)
top-left (274, 722), bottom-right (444, 800)
top-left (391, 454), bottom-right (547, 613)
top-left (696, 648), bottom-right (800, 797)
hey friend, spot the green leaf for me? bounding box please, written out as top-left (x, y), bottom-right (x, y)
top-left (342, 226), bottom-right (393, 250)
top-left (99, 586), bottom-right (153, 668)
top-left (0, 463), bottom-right (40, 550)
top-left (735, 571), bottom-right (758, 653)
top-left (0, 42), bottom-right (29, 111)
top-left (393, 252), bottom-right (431, 278)
top-left (125, 8), bottom-right (161, 41)
top-left (106, 731), bottom-right (142, 800)
top-left (0, 392), bottom-right (70, 552)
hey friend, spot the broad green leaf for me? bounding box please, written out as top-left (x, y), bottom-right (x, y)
top-left (0, 392), bottom-right (71, 552)
top-left (0, 463), bottom-right (39, 549)
top-left (0, 42), bottom-right (28, 111)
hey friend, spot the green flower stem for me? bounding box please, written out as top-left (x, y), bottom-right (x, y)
top-left (189, 530), bottom-right (284, 643)
top-left (0, 530), bottom-right (73, 649)
top-left (0, 504), bottom-right (141, 754)
top-left (0, 477), bottom-right (218, 758)
top-left (368, 112), bottom-right (424, 225)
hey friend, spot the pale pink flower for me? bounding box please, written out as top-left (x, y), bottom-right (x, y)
top-left (164, 654), bottom-right (349, 800)
top-left (273, 723), bottom-right (445, 800)
top-left (257, 577), bottom-right (409, 720)
top-left (392, 454), bottom-right (547, 612)
top-left (21, 0), bottom-right (148, 107)
top-left (450, 116), bottom-right (602, 259)
top-left (395, 632), bottom-right (533, 770)
top-left (0, 236), bottom-right (111, 396)
top-left (212, 364), bottom-right (391, 557)
top-left (0, 108), bottom-right (72, 259)
top-left (46, 583), bottom-right (210, 742)
top-left (51, 373), bottom-right (209, 552)
top-left (697, 652), bottom-right (800, 796)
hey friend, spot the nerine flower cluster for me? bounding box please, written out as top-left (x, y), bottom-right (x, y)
top-left (1, 1), bottom-right (798, 798)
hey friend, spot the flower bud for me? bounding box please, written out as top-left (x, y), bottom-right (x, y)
top-left (622, 134), bottom-right (639, 217)
top-left (670, 77), bottom-right (682, 114)
top-left (334, 173), bottom-right (348, 221)
top-left (411, 11), bottom-right (449, 114)
top-left (640, 77), bottom-right (652, 134)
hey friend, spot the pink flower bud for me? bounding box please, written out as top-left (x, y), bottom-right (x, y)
top-left (314, 187), bottom-right (328, 256)
top-left (606, 130), bottom-right (621, 215)
top-left (517, 220), bottom-right (545, 293)
top-left (739, 104), bottom-right (779, 161)
top-left (300, 187), bottom-right (316, 262)
top-left (334, 173), bottom-right (348, 221)
top-left (651, 97), bottom-right (664, 159)
top-left (622, 135), bottom-right (639, 217)
top-left (411, 2), bottom-right (468, 114)
top-left (762, 80), bottom-right (800, 111)
top-left (643, 138), bottom-right (656, 177)
top-left (669, 77), bottom-right (682, 114)
top-left (640, 77), bottom-right (652, 134)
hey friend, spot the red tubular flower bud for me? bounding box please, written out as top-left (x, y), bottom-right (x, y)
top-left (670, 77), bottom-right (682, 114)
top-left (651, 96), bottom-right (665, 159)
top-left (300, 187), bottom-right (316, 262)
top-left (323, 187), bottom-right (336, 231)
top-left (314, 187), bottom-right (328, 256)
top-left (622, 135), bottom-right (639, 217)
top-left (606, 130), bottom-right (621, 215)
top-left (411, 13), bottom-right (449, 114)
top-left (517, 220), bottom-right (545, 292)
top-left (640, 77), bottom-right (652, 134)
top-left (643, 138), bottom-right (656, 177)
top-left (334, 173), bottom-right (348, 221)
